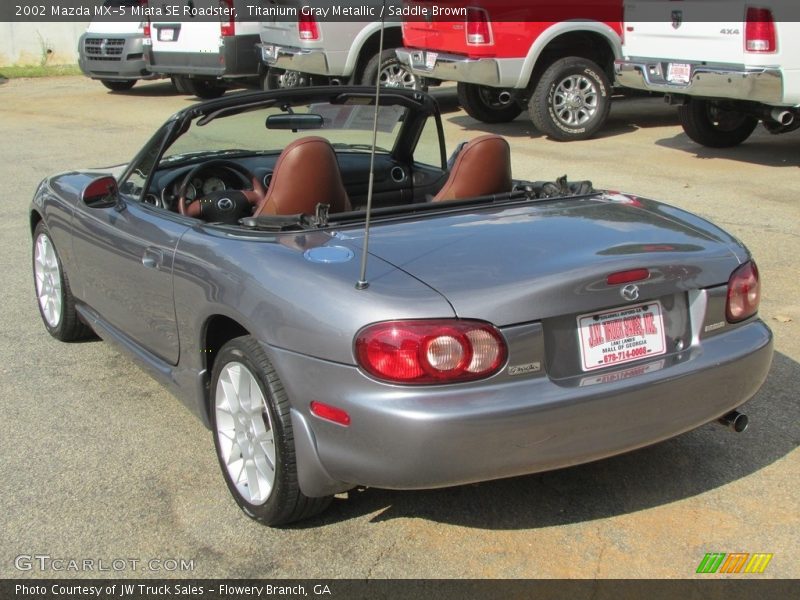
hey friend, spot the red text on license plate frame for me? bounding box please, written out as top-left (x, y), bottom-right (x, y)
top-left (577, 301), bottom-right (667, 372)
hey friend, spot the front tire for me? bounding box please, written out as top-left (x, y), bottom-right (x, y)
top-left (361, 49), bottom-right (425, 90)
top-left (210, 336), bottom-right (332, 526)
top-left (678, 98), bottom-right (759, 148)
top-left (32, 222), bottom-right (92, 342)
top-left (457, 82), bottom-right (522, 123)
top-left (184, 78), bottom-right (226, 100)
top-left (529, 57), bottom-right (611, 141)
top-left (100, 79), bottom-right (136, 92)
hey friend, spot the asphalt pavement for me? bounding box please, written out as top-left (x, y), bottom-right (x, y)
top-left (0, 77), bottom-right (798, 579)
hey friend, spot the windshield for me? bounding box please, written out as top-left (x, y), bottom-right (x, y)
top-left (162, 102), bottom-right (408, 164)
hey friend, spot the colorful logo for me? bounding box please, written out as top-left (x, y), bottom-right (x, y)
top-left (696, 552), bottom-right (773, 574)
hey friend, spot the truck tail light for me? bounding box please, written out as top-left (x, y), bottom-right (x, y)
top-left (220, 0), bottom-right (235, 37)
top-left (726, 261), bottom-right (761, 322)
top-left (298, 12), bottom-right (320, 41)
top-left (355, 320), bottom-right (507, 384)
top-left (745, 7), bottom-right (777, 53)
top-left (466, 7), bottom-right (493, 46)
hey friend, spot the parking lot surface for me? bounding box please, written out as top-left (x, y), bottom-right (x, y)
top-left (1, 77), bottom-right (798, 579)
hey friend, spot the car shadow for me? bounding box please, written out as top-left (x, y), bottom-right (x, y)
top-left (655, 129), bottom-right (800, 168)
top-left (293, 350), bottom-right (797, 531)
top-left (444, 95), bottom-right (675, 139)
top-left (109, 80), bottom-right (178, 97)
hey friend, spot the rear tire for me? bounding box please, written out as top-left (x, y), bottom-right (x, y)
top-left (678, 98), bottom-right (759, 148)
top-left (529, 57), bottom-right (611, 141)
top-left (457, 82), bottom-right (522, 123)
top-left (32, 222), bottom-right (92, 342)
top-left (263, 68), bottom-right (314, 90)
top-left (100, 79), bottom-right (136, 92)
top-left (184, 78), bottom-right (226, 100)
top-left (210, 336), bottom-right (332, 526)
top-left (361, 49), bottom-right (425, 90)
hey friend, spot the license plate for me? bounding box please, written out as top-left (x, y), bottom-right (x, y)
top-left (425, 52), bottom-right (438, 70)
top-left (577, 302), bottom-right (667, 372)
top-left (158, 28), bottom-right (175, 42)
top-left (667, 62), bottom-right (691, 84)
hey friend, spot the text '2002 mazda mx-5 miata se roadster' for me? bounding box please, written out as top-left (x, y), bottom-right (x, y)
top-left (31, 86), bottom-right (772, 525)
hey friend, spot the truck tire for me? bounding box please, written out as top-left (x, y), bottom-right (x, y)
top-left (457, 83), bottom-right (522, 123)
top-left (529, 57), bottom-right (611, 141)
top-left (678, 98), bottom-right (759, 148)
top-left (361, 49), bottom-right (425, 90)
top-left (263, 68), bottom-right (315, 90)
top-left (101, 79), bottom-right (136, 92)
top-left (184, 78), bottom-right (226, 100)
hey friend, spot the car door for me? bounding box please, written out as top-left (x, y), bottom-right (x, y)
top-left (71, 196), bottom-right (188, 365)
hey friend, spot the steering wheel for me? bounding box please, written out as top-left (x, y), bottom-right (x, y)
top-left (177, 159), bottom-right (266, 218)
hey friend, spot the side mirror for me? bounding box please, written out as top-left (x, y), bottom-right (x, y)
top-left (82, 176), bottom-right (119, 209)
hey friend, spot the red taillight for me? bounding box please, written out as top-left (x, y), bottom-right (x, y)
top-left (607, 268), bottom-right (650, 285)
top-left (310, 401), bottom-right (351, 426)
top-left (298, 12), bottom-right (320, 41)
top-left (355, 320), bottom-right (507, 384)
top-left (466, 7), bottom-right (492, 46)
top-left (745, 7), bottom-right (777, 53)
top-left (726, 261), bottom-right (760, 322)
top-left (220, 0), bottom-right (235, 37)
top-left (143, 19), bottom-right (151, 38)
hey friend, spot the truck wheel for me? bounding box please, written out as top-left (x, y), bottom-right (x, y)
top-left (361, 49), bottom-right (425, 90)
top-left (184, 78), bottom-right (226, 100)
top-left (210, 336), bottom-right (333, 526)
top-left (171, 76), bottom-right (190, 94)
top-left (263, 68), bottom-right (314, 90)
top-left (678, 99), bottom-right (759, 148)
top-left (101, 79), bottom-right (136, 92)
top-left (457, 83), bottom-right (522, 123)
top-left (529, 57), bottom-right (611, 141)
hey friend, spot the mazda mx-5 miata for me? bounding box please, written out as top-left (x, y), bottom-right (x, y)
top-left (31, 87), bottom-right (772, 525)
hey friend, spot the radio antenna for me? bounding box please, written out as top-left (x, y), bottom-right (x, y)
top-left (355, 0), bottom-right (388, 290)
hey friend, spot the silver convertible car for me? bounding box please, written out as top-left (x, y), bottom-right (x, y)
top-left (31, 87), bottom-right (773, 525)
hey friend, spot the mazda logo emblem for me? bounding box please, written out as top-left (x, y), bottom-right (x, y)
top-left (621, 284), bottom-right (640, 302)
top-left (217, 197), bottom-right (234, 211)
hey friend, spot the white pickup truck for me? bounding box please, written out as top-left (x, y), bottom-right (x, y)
top-left (615, 0), bottom-right (800, 147)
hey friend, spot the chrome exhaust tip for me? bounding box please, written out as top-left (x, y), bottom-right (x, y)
top-left (718, 410), bottom-right (748, 433)
top-left (770, 108), bottom-right (794, 126)
top-left (498, 91), bottom-right (513, 104)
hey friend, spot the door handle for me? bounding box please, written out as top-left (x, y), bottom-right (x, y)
top-left (141, 247), bottom-right (164, 269)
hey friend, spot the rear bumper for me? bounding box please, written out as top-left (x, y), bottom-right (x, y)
top-left (146, 35), bottom-right (260, 78)
top-left (396, 47), bottom-right (524, 88)
top-left (615, 58), bottom-right (785, 105)
top-left (271, 320), bottom-right (773, 497)
top-left (257, 43), bottom-right (330, 75)
top-left (78, 33), bottom-right (153, 80)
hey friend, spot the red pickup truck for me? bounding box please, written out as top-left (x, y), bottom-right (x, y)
top-left (396, 1), bottom-right (622, 141)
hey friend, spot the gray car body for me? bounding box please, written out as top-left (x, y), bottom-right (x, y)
top-left (30, 88), bottom-right (773, 498)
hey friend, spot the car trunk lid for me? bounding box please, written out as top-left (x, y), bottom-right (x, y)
top-left (343, 194), bottom-right (742, 327)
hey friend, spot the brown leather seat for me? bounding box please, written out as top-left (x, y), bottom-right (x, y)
top-left (432, 134), bottom-right (512, 202)
top-left (253, 136), bottom-right (351, 217)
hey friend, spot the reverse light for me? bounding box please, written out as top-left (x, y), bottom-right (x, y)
top-left (220, 0), bottom-right (235, 37)
top-left (355, 320), bottom-right (507, 384)
top-left (298, 12), bottom-right (320, 41)
top-left (726, 261), bottom-right (760, 322)
top-left (745, 7), bottom-right (777, 53)
top-left (466, 7), bottom-right (493, 46)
